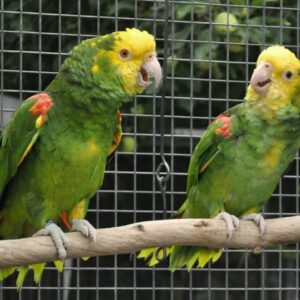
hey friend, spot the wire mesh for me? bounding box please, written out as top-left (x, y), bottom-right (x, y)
top-left (0, 0), bottom-right (300, 299)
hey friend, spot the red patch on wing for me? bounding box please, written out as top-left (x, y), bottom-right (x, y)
top-left (214, 114), bottom-right (231, 139)
top-left (60, 212), bottom-right (72, 231)
top-left (117, 110), bottom-right (122, 123)
top-left (29, 92), bottom-right (53, 117)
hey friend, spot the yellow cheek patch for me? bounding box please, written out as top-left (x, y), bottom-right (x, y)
top-left (247, 82), bottom-right (297, 123)
top-left (101, 50), bottom-right (141, 95)
top-left (95, 28), bottom-right (157, 96)
top-left (92, 64), bottom-right (100, 74)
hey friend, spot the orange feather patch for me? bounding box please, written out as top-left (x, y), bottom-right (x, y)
top-left (117, 110), bottom-right (122, 122)
top-left (214, 114), bottom-right (231, 139)
top-left (107, 110), bottom-right (122, 156)
top-left (29, 93), bottom-right (53, 127)
top-left (60, 212), bottom-right (72, 231)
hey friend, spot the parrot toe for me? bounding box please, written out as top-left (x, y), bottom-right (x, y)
top-left (215, 212), bottom-right (240, 240)
top-left (33, 222), bottom-right (68, 260)
top-left (71, 219), bottom-right (97, 242)
top-left (242, 213), bottom-right (266, 234)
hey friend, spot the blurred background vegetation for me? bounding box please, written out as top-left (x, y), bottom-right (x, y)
top-left (2, 0), bottom-right (300, 145)
top-left (1, 0), bottom-right (300, 299)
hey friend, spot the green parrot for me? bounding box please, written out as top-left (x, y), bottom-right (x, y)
top-left (0, 28), bottom-right (161, 287)
top-left (139, 45), bottom-right (300, 270)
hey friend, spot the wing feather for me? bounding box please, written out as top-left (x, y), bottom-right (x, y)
top-left (186, 104), bottom-right (243, 195)
top-left (0, 93), bottom-right (53, 202)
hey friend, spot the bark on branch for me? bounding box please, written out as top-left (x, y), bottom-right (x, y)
top-left (0, 216), bottom-right (300, 268)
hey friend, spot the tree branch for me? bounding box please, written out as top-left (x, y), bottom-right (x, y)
top-left (0, 216), bottom-right (300, 268)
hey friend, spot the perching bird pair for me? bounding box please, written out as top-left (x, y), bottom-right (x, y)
top-left (1, 27), bottom-right (300, 287)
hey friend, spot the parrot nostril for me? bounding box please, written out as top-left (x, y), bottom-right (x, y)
top-left (147, 53), bottom-right (154, 60)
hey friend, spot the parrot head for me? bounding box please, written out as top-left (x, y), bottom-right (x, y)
top-left (246, 45), bottom-right (300, 121)
top-left (62, 28), bottom-right (162, 101)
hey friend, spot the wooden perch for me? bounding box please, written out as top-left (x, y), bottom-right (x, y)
top-left (0, 216), bottom-right (300, 268)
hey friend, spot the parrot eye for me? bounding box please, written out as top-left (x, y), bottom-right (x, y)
top-left (119, 49), bottom-right (131, 60)
top-left (282, 70), bottom-right (294, 81)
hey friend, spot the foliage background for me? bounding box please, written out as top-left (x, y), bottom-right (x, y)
top-left (1, 0), bottom-right (300, 299)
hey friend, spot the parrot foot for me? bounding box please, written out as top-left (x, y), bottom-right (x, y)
top-left (215, 212), bottom-right (239, 240)
top-left (71, 219), bottom-right (97, 242)
top-left (33, 222), bottom-right (68, 260)
top-left (214, 114), bottom-right (231, 139)
top-left (242, 213), bottom-right (266, 234)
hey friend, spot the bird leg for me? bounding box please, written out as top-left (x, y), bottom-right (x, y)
top-left (242, 213), bottom-right (266, 234)
top-left (71, 219), bottom-right (97, 242)
top-left (215, 212), bottom-right (240, 240)
top-left (33, 221), bottom-right (69, 260)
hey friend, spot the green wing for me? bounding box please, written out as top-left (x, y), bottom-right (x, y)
top-left (179, 104), bottom-right (243, 217)
top-left (0, 94), bottom-right (52, 200)
top-left (186, 122), bottom-right (223, 194)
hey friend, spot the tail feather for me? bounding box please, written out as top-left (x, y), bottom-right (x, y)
top-left (30, 260), bottom-right (65, 285)
top-left (211, 248), bottom-right (223, 263)
top-left (0, 260), bottom-right (65, 290)
top-left (16, 267), bottom-right (29, 290)
top-left (186, 248), bottom-right (203, 270)
top-left (30, 263), bottom-right (46, 284)
top-left (0, 267), bottom-right (16, 281)
top-left (138, 247), bottom-right (171, 267)
top-left (170, 246), bottom-right (223, 270)
top-left (53, 260), bottom-right (64, 272)
top-left (138, 246), bottom-right (223, 270)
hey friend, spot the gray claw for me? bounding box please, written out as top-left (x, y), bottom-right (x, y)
top-left (33, 222), bottom-right (69, 260)
top-left (242, 213), bottom-right (266, 234)
top-left (215, 212), bottom-right (240, 240)
top-left (71, 219), bottom-right (97, 242)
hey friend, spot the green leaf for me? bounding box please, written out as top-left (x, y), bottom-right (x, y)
top-left (176, 4), bottom-right (191, 20)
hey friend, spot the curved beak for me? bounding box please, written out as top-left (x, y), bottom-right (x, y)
top-left (250, 61), bottom-right (273, 95)
top-left (137, 54), bottom-right (162, 89)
